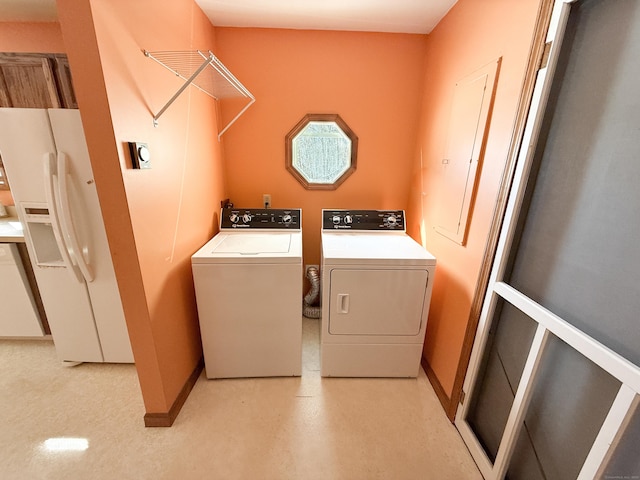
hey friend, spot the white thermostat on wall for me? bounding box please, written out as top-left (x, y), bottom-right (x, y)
top-left (128, 141), bottom-right (151, 169)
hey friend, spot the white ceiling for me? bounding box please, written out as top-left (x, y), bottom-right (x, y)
top-left (195, 0), bottom-right (458, 34)
top-left (1, 0), bottom-right (457, 34)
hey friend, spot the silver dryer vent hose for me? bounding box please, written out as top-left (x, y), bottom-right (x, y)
top-left (303, 266), bottom-right (321, 319)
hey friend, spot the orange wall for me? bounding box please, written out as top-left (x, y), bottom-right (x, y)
top-left (215, 28), bottom-right (427, 266)
top-left (0, 22), bottom-right (66, 207)
top-left (0, 22), bottom-right (65, 53)
top-left (56, 0), bottom-right (224, 414)
top-left (407, 0), bottom-right (541, 396)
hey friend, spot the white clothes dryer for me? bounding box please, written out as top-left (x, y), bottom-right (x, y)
top-left (320, 209), bottom-right (436, 377)
top-left (192, 208), bottom-right (302, 379)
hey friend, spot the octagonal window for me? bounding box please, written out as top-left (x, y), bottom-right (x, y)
top-left (285, 114), bottom-right (358, 190)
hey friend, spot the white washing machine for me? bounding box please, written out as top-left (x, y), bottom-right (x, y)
top-left (320, 209), bottom-right (436, 377)
top-left (192, 208), bottom-right (302, 379)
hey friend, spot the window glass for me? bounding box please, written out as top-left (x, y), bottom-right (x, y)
top-left (285, 114), bottom-right (357, 190)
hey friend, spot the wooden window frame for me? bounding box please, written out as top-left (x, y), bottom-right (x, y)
top-left (285, 113), bottom-right (358, 190)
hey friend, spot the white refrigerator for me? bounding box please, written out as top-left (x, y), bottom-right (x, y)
top-left (0, 108), bottom-right (133, 364)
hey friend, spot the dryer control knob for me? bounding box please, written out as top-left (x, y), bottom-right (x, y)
top-left (332, 215), bottom-right (341, 225)
top-left (387, 215), bottom-right (397, 226)
top-left (229, 213), bottom-right (239, 224)
top-left (242, 213), bottom-right (252, 223)
top-left (344, 215), bottom-right (353, 225)
top-left (282, 214), bottom-right (292, 224)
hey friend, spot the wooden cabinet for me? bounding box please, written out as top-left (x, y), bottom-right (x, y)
top-left (53, 54), bottom-right (77, 109)
top-left (0, 53), bottom-right (77, 109)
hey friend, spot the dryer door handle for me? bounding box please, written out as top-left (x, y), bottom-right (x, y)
top-left (337, 294), bottom-right (350, 314)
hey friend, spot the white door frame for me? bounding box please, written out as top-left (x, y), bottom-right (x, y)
top-left (454, 1), bottom-right (640, 478)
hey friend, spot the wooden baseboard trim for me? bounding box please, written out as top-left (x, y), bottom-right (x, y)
top-left (422, 356), bottom-right (457, 422)
top-left (144, 357), bottom-right (204, 427)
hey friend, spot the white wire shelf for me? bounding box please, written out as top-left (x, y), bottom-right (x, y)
top-left (143, 50), bottom-right (255, 139)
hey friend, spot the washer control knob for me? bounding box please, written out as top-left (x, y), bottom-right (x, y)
top-left (282, 214), bottom-right (292, 224)
top-left (242, 213), bottom-right (252, 223)
top-left (332, 215), bottom-right (341, 225)
top-left (229, 213), bottom-right (239, 224)
top-left (387, 215), bottom-right (397, 226)
top-left (344, 215), bottom-right (353, 225)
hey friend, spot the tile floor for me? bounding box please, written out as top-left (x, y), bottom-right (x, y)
top-left (0, 318), bottom-right (482, 480)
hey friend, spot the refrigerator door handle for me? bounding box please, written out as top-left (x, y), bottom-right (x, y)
top-left (56, 151), bottom-right (95, 283)
top-left (43, 152), bottom-right (84, 283)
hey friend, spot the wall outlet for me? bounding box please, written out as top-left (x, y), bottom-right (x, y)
top-left (305, 264), bottom-right (319, 276)
top-left (263, 194), bottom-right (271, 209)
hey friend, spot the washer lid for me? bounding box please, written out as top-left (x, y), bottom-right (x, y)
top-left (322, 232), bottom-right (436, 266)
top-left (192, 232), bottom-right (302, 264)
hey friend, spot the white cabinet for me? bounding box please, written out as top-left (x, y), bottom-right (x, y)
top-left (0, 243), bottom-right (44, 337)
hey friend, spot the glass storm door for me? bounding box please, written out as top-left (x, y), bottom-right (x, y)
top-left (455, 1), bottom-right (640, 479)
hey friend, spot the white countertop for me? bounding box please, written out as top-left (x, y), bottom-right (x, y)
top-left (0, 206), bottom-right (25, 243)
